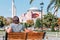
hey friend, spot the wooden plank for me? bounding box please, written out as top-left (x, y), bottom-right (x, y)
top-left (27, 32), bottom-right (44, 40)
top-left (8, 32), bottom-right (26, 40)
top-left (7, 32), bottom-right (45, 40)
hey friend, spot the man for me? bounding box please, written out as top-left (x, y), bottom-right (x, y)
top-left (5, 16), bottom-right (31, 33)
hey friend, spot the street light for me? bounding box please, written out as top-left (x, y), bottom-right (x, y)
top-left (40, 2), bottom-right (44, 31)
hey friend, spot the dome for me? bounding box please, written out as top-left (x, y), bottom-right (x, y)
top-left (28, 7), bottom-right (40, 12)
top-left (29, 7), bottom-right (39, 10)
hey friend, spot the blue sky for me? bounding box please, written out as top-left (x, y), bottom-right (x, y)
top-left (0, 0), bottom-right (60, 18)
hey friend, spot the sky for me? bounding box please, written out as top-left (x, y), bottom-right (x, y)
top-left (0, 0), bottom-right (60, 18)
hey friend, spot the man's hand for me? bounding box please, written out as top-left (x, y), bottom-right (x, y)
top-left (5, 27), bottom-right (12, 33)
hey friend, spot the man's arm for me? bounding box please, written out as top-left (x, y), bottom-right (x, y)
top-left (5, 27), bottom-right (12, 33)
top-left (24, 28), bottom-right (33, 32)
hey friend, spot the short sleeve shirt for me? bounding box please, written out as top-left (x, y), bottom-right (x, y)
top-left (10, 23), bottom-right (25, 32)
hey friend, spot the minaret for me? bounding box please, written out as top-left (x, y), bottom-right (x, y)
top-left (12, 0), bottom-right (16, 18)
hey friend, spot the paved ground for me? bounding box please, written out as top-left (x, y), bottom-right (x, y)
top-left (43, 32), bottom-right (60, 40)
top-left (47, 37), bottom-right (60, 40)
top-left (43, 36), bottom-right (60, 40)
top-left (0, 30), bottom-right (5, 40)
top-left (0, 36), bottom-right (5, 40)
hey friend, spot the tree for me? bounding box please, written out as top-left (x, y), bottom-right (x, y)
top-left (43, 12), bottom-right (58, 31)
top-left (0, 16), bottom-right (12, 26)
top-left (58, 18), bottom-right (60, 25)
top-left (0, 16), bottom-right (6, 26)
top-left (0, 20), bottom-right (4, 28)
top-left (30, 0), bottom-right (34, 4)
top-left (24, 23), bottom-right (29, 28)
top-left (3, 18), bottom-right (7, 25)
top-left (24, 20), bottom-right (34, 28)
top-left (26, 20), bottom-right (34, 26)
top-left (47, 0), bottom-right (60, 16)
top-left (6, 17), bottom-right (12, 25)
top-left (35, 18), bottom-right (42, 28)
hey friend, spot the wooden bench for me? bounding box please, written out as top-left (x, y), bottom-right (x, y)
top-left (27, 32), bottom-right (44, 40)
top-left (7, 32), bottom-right (26, 40)
top-left (7, 32), bottom-right (45, 40)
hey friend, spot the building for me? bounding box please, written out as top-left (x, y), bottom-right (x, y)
top-left (19, 7), bottom-right (44, 23)
top-left (12, 0), bottom-right (16, 18)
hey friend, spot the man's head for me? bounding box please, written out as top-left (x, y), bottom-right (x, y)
top-left (12, 16), bottom-right (19, 24)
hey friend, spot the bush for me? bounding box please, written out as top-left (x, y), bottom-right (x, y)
top-left (0, 20), bottom-right (4, 28)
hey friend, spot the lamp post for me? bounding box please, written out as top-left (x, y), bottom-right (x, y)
top-left (40, 2), bottom-right (44, 31)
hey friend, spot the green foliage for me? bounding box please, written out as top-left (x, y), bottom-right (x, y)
top-left (47, 0), bottom-right (60, 12)
top-left (26, 20), bottom-right (34, 26)
top-left (0, 16), bottom-right (13, 26)
top-left (43, 12), bottom-right (58, 31)
top-left (0, 20), bottom-right (4, 27)
top-left (30, 0), bottom-right (34, 4)
top-left (0, 16), bottom-right (6, 26)
top-left (6, 17), bottom-right (12, 25)
top-left (24, 23), bottom-right (31, 28)
top-left (35, 18), bottom-right (42, 28)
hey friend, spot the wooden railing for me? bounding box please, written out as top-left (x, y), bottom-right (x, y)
top-left (7, 32), bottom-right (45, 40)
